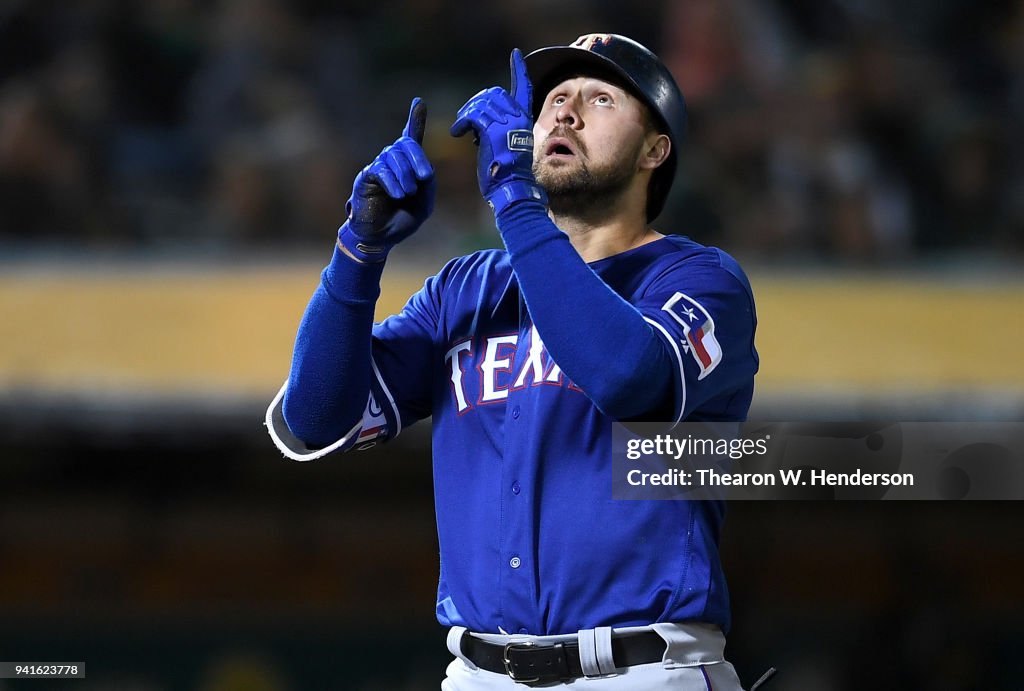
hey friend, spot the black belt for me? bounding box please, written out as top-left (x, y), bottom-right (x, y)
top-left (460, 630), bottom-right (666, 686)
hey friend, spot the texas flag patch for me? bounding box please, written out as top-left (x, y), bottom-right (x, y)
top-left (662, 292), bottom-right (723, 380)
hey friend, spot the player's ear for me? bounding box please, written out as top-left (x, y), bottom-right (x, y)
top-left (638, 133), bottom-right (671, 172)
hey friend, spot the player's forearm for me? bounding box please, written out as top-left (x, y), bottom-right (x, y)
top-left (281, 247), bottom-right (385, 446)
top-left (496, 202), bottom-right (672, 418)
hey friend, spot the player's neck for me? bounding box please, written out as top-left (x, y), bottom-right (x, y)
top-left (551, 211), bottom-right (662, 263)
top-left (546, 172), bottom-right (662, 261)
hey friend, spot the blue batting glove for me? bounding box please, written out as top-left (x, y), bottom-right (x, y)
top-left (450, 49), bottom-right (548, 217)
top-left (338, 98), bottom-right (436, 263)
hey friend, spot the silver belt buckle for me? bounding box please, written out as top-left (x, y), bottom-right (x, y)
top-left (503, 640), bottom-right (539, 683)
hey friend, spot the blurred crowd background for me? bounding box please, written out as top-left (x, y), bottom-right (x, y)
top-left (1, 1), bottom-right (1023, 690)
top-left (2, 0), bottom-right (1022, 260)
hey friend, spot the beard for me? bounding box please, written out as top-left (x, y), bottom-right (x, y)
top-left (532, 132), bottom-right (642, 219)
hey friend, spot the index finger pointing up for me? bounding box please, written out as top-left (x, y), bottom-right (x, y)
top-left (403, 97), bottom-right (427, 144)
top-left (509, 48), bottom-right (532, 116)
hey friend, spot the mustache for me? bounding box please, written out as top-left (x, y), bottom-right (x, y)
top-left (543, 126), bottom-right (588, 156)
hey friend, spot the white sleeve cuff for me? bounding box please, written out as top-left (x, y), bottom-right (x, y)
top-left (264, 381), bottom-right (359, 461)
top-left (264, 380), bottom-right (390, 461)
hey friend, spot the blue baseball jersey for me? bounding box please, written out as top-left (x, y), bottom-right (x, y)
top-left (267, 234), bottom-right (758, 636)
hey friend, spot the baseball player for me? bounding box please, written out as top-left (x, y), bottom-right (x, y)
top-left (266, 34), bottom-right (761, 690)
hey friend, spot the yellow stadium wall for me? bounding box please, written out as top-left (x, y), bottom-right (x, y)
top-left (1, 265), bottom-right (1021, 404)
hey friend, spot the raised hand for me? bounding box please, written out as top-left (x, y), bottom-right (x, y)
top-left (450, 49), bottom-right (547, 217)
top-left (338, 98), bottom-right (436, 262)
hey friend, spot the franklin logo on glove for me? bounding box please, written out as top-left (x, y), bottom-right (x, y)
top-left (507, 130), bottom-right (534, 152)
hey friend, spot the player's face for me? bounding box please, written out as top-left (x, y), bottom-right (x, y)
top-left (532, 76), bottom-right (655, 202)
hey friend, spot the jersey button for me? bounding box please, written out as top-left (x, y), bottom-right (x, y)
top-left (511, 481), bottom-right (521, 495)
top-left (509, 556), bottom-right (521, 569)
top-left (512, 405), bottom-right (521, 419)
top-left (518, 628), bottom-right (528, 635)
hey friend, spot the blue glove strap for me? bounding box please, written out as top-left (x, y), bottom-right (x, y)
top-left (487, 180), bottom-right (548, 217)
top-left (338, 220), bottom-right (390, 263)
